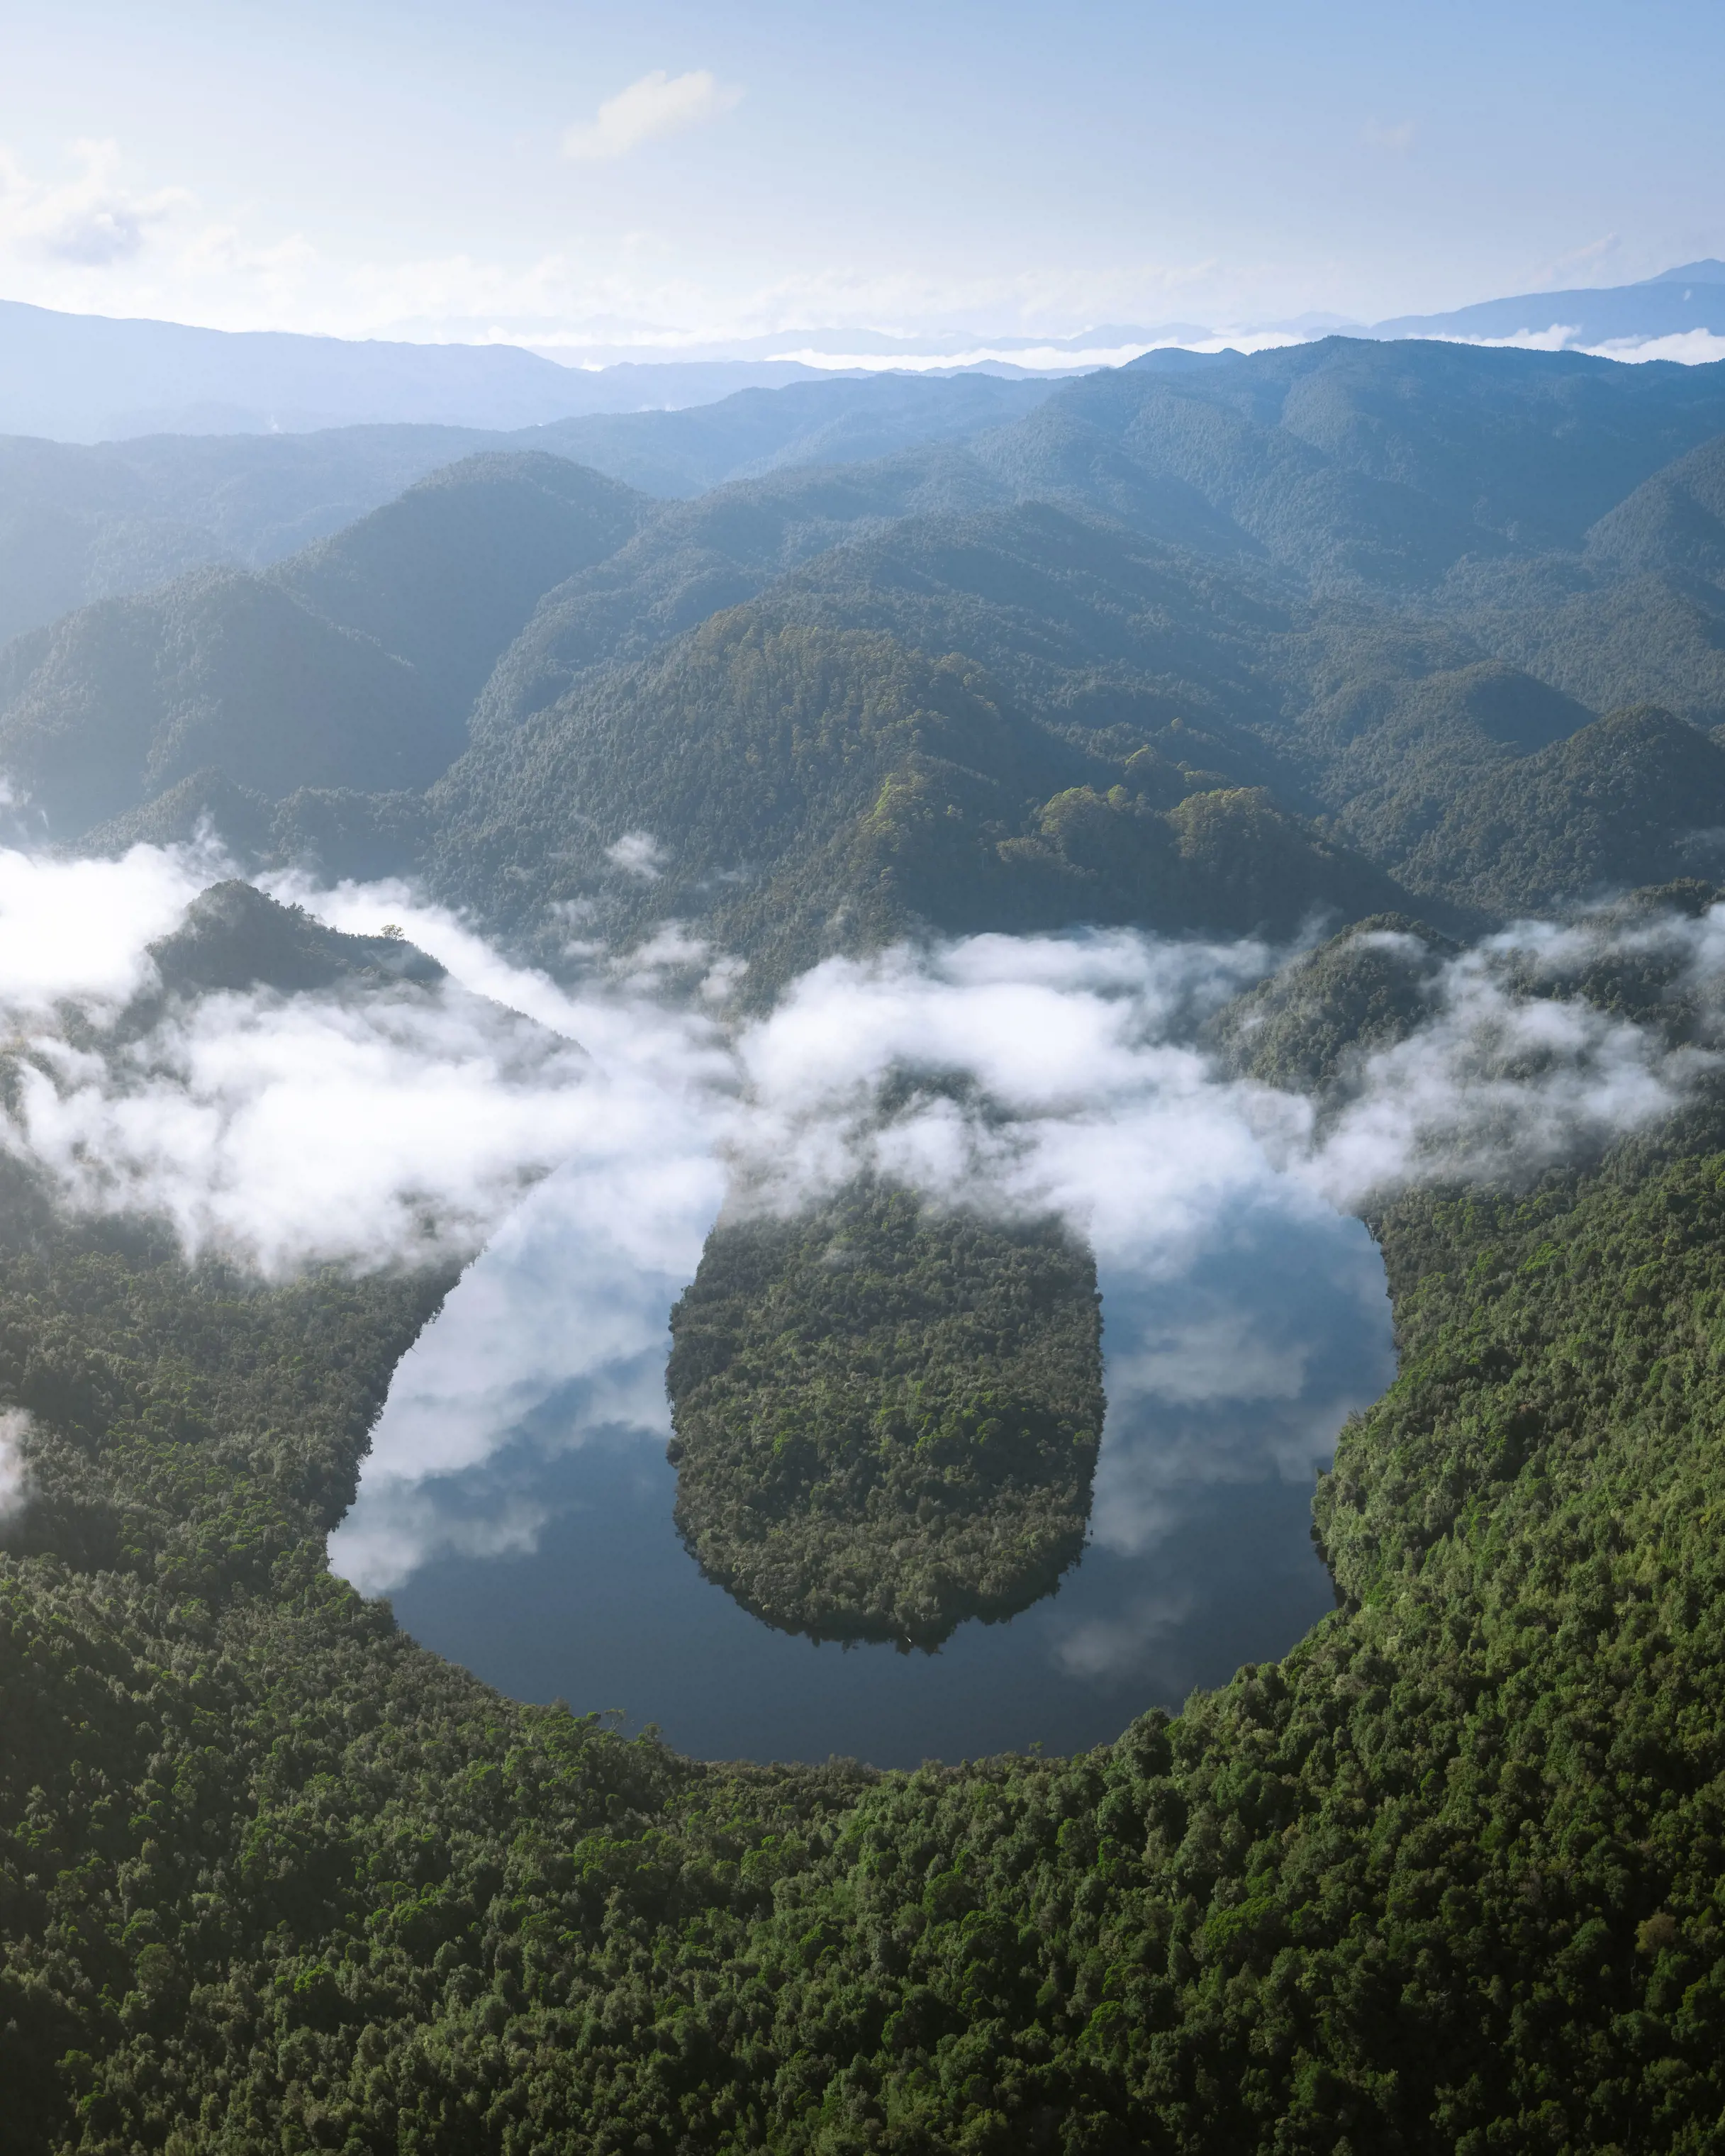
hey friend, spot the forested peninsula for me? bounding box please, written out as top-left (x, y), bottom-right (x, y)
top-left (666, 1180), bottom-right (1104, 1648)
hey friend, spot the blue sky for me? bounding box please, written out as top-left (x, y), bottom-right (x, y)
top-left (1, 0), bottom-right (1721, 350)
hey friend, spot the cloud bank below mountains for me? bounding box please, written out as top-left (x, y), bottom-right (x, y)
top-left (329, 899), bottom-right (1721, 1597)
top-left (0, 840), bottom-right (1718, 1600)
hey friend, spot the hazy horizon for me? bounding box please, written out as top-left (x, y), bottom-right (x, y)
top-left (1, 0), bottom-right (1721, 362)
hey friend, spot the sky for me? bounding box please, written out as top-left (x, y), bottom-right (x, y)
top-left (0, 0), bottom-right (1721, 354)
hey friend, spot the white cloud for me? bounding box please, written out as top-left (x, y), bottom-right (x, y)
top-left (560, 70), bottom-right (742, 163)
top-left (1, 845), bottom-right (1721, 1599)
top-left (1361, 119), bottom-right (1416, 153)
top-left (0, 138), bottom-right (188, 266)
top-left (0, 839), bottom-right (218, 1008)
top-left (1584, 329), bottom-right (1725, 366)
top-left (1438, 323), bottom-right (1583, 353)
top-left (605, 830), bottom-right (666, 879)
top-left (1428, 323), bottom-right (1725, 368)
top-left (0, 1407), bottom-right (31, 1520)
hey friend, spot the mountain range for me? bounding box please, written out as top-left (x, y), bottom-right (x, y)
top-left (1, 257), bottom-right (1723, 443)
top-left (1373, 257), bottom-right (1725, 349)
top-left (3, 333), bottom-right (1724, 990)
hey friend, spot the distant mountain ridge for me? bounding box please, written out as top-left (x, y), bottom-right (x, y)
top-left (0, 296), bottom-right (873, 441)
top-left (0, 373), bottom-right (1052, 645)
top-left (1369, 258), bottom-right (1725, 349)
top-left (4, 256), bottom-right (1725, 452)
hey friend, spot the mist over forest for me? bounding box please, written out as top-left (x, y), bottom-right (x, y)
top-left (10, 271), bottom-right (1725, 2155)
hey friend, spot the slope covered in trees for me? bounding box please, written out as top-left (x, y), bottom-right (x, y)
top-left (666, 1180), bottom-right (1105, 1649)
top-left (0, 454), bottom-right (649, 833)
top-left (424, 608), bottom-right (1414, 992)
top-left (6, 340), bottom-right (1725, 966)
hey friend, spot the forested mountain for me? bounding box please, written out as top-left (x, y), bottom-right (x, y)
top-left (0, 375), bottom-right (1051, 646)
top-left (270, 454), bottom-right (644, 727)
top-left (0, 454), bottom-right (649, 830)
top-left (4, 337), bottom-right (1723, 964)
top-left (464, 452), bottom-right (1012, 739)
top-left (1032, 339), bottom-right (1725, 576)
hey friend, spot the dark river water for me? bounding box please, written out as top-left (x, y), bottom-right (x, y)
top-left (335, 1168), bottom-right (1395, 1770)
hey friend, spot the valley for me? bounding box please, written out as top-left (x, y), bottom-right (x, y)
top-left (6, 335), bottom-right (1725, 2150)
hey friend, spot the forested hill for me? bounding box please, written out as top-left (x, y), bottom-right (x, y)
top-left (0, 454), bottom-right (648, 832)
top-left (423, 608), bottom-right (1416, 991)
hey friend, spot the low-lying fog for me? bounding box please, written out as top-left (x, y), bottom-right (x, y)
top-left (0, 834), bottom-right (1717, 1758)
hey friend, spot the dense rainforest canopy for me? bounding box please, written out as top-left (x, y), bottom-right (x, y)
top-left (666, 1180), bottom-right (1104, 1649)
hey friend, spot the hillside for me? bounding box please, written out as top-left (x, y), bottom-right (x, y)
top-left (1388, 703), bottom-right (1725, 910)
top-left (0, 454), bottom-right (652, 834)
top-left (424, 608), bottom-right (1414, 988)
top-left (0, 423), bottom-right (500, 647)
top-left (271, 453), bottom-right (644, 727)
top-left (1584, 431), bottom-right (1725, 583)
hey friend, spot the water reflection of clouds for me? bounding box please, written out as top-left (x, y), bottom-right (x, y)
top-left (1050, 1587), bottom-right (1195, 1683)
top-left (345, 1149), bottom-right (1395, 1741)
top-left (1087, 1198), bottom-right (1395, 1565)
top-left (330, 1147), bottom-right (722, 1595)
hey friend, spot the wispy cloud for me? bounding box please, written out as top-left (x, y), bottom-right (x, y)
top-left (0, 138), bottom-right (188, 266)
top-left (605, 831), bottom-right (666, 880)
top-left (1536, 232), bottom-right (1621, 289)
top-left (1361, 118), bottom-right (1417, 153)
top-left (2, 844), bottom-right (1722, 1594)
top-left (560, 70), bottom-right (742, 163)
top-left (0, 1408), bottom-right (30, 1520)
top-left (1586, 329), bottom-right (1725, 366)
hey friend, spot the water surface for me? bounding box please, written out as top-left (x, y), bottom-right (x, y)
top-left (338, 1171), bottom-right (1395, 1768)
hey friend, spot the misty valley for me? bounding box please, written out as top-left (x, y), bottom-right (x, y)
top-left (13, 332), bottom-right (1725, 2151)
top-left (345, 1130), bottom-right (1393, 1763)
